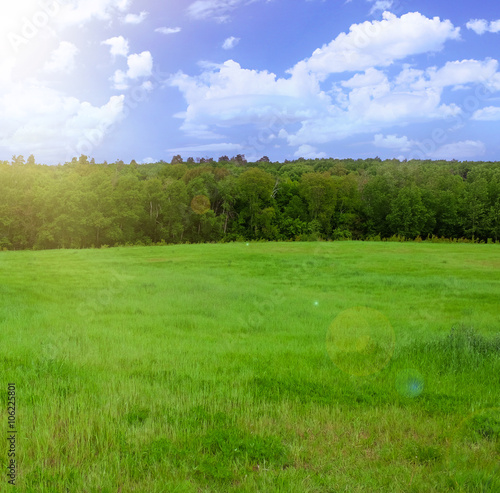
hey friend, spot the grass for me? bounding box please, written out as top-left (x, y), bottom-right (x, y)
top-left (0, 240), bottom-right (499, 492)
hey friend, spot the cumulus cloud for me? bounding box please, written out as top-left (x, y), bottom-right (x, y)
top-left (127, 51), bottom-right (153, 78)
top-left (123, 11), bottom-right (148, 24)
top-left (342, 67), bottom-right (387, 88)
top-left (392, 59), bottom-right (500, 94)
top-left (155, 27), bottom-right (182, 34)
top-left (112, 51), bottom-right (153, 89)
top-left (288, 12), bottom-right (460, 79)
top-left (369, 1), bottom-right (393, 15)
top-left (466, 19), bottom-right (500, 35)
top-left (0, 80), bottom-right (126, 161)
top-left (56, 0), bottom-right (132, 27)
top-left (373, 134), bottom-right (413, 150)
top-left (43, 41), bottom-right (78, 73)
top-left (169, 59), bottom-right (329, 137)
top-left (170, 11), bottom-right (500, 157)
top-left (222, 36), bottom-right (240, 50)
top-left (0, 1), bottom-right (133, 162)
top-left (294, 144), bottom-right (327, 159)
top-left (102, 36), bottom-right (129, 58)
top-left (423, 59), bottom-right (498, 88)
top-left (428, 140), bottom-right (486, 160)
top-left (466, 19), bottom-right (489, 35)
top-left (471, 106), bottom-right (500, 121)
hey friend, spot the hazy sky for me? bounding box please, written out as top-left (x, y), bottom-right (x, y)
top-left (1, 0), bottom-right (500, 164)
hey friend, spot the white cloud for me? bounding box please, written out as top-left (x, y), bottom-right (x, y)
top-left (155, 27), bottom-right (182, 34)
top-left (172, 57), bottom-right (458, 148)
top-left (56, 0), bottom-right (132, 28)
top-left (466, 19), bottom-right (489, 35)
top-left (288, 12), bottom-right (460, 79)
top-left (123, 11), bottom-right (148, 24)
top-left (422, 59), bottom-right (499, 89)
top-left (170, 59), bottom-right (329, 137)
top-left (466, 18), bottom-right (500, 35)
top-left (472, 106), bottom-right (500, 121)
top-left (188, 0), bottom-right (242, 22)
top-left (170, 12), bottom-right (500, 156)
top-left (373, 134), bottom-right (413, 150)
top-left (491, 20), bottom-right (500, 33)
top-left (187, 0), bottom-right (267, 22)
top-left (0, 2), bottom-right (132, 162)
top-left (43, 41), bottom-right (78, 73)
top-left (369, 1), bottom-right (393, 15)
top-left (222, 36), bottom-right (240, 50)
top-left (113, 51), bottom-right (153, 89)
top-left (112, 69), bottom-right (128, 90)
top-left (0, 80), bottom-right (126, 161)
top-left (126, 51), bottom-right (153, 79)
top-left (342, 67), bottom-right (387, 88)
top-left (428, 140), bottom-right (486, 160)
top-left (294, 144), bottom-right (327, 159)
top-left (102, 36), bottom-right (129, 58)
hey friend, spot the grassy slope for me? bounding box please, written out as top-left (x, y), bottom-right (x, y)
top-left (0, 241), bottom-right (499, 492)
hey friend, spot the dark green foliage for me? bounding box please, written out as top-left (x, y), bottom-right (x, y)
top-left (140, 438), bottom-right (189, 467)
top-left (2, 157), bottom-right (500, 249)
top-left (251, 375), bottom-right (390, 408)
top-left (419, 326), bottom-right (500, 373)
top-left (447, 469), bottom-right (500, 492)
top-left (467, 412), bottom-right (500, 441)
top-left (200, 426), bottom-right (287, 464)
top-left (125, 407), bottom-right (150, 425)
top-left (405, 441), bottom-right (443, 464)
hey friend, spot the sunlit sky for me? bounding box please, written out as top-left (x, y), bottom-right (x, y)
top-left (1, 0), bottom-right (500, 164)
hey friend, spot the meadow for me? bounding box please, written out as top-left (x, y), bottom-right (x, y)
top-left (0, 241), bottom-right (499, 492)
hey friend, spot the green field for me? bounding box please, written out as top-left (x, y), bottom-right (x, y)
top-left (1, 241), bottom-right (499, 492)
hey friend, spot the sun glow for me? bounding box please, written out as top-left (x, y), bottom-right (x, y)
top-left (0, 2), bottom-right (60, 72)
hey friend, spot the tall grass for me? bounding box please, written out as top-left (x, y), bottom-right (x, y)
top-left (0, 241), bottom-right (499, 491)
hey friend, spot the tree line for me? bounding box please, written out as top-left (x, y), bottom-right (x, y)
top-left (1, 154), bottom-right (499, 250)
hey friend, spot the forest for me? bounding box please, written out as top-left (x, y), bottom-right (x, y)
top-left (1, 154), bottom-right (500, 250)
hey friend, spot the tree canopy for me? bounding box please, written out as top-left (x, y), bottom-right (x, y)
top-left (1, 156), bottom-right (500, 250)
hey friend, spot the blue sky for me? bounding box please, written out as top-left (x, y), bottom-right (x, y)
top-left (1, 0), bottom-right (500, 164)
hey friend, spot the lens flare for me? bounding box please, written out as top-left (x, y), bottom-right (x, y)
top-left (190, 194), bottom-right (211, 214)
top-left (395, 369), bottom-right (424, 398)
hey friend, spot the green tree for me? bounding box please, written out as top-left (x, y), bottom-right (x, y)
top-left (298, 172), bottom-right (336, 235)
top-left (461, 178), bottom-right (488, 240)
top-left (162, 180), bottom-right (188, 242)
top-left (361, 174), bottom-right (396, 237)
top-left (387, 185), bottom-right (431, 239)
top-left (238, 168), bottom-right (275, 237)
top-left (218, 175), bottom-right (239, 235)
